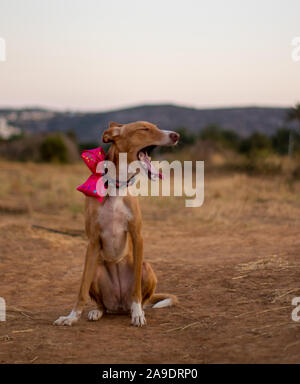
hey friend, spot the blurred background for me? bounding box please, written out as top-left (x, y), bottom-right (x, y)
top-left (0, 0), bottom-right (300, 177)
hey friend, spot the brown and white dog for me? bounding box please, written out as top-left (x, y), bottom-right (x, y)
top-left (54, 121), bottom-right (179, 327)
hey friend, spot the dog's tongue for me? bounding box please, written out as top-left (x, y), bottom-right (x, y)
top-left (139, 152), bottom-right (163, 179)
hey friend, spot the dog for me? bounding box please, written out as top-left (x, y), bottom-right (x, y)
top-left (54, 121), bottom-right (179, 327)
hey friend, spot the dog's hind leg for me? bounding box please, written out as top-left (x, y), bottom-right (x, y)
top-left (88, 281), bottom-right (105, 321)
top-left (142, 262), bottom-right (178, 309)
top-left (141, 261), bottom-right (157, 308)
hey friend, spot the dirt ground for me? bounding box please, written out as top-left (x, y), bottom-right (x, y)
top-left (0, 161), bottom-right (300, 363)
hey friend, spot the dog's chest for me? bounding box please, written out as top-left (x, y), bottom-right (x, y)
top-left (98, 196), bottom-right (132, 243)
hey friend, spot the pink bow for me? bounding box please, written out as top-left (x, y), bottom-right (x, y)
top-left (77, 147), bottom-right (106, 203)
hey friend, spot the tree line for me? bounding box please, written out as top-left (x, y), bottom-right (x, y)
top-left (170, 103), bottom-right (300, 157)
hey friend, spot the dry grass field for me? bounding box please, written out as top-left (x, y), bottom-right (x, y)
top-left (0, 160), bottom-right (300, 363)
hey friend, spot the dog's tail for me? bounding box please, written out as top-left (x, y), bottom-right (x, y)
top-left (145, 293), bottom-right (178, 309)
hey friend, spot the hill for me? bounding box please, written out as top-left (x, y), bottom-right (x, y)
top-left (0, 104), bottom-right (295, 143)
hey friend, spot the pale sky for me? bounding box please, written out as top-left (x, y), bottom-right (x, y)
top-left (0, 0), bottom-right (299, 111)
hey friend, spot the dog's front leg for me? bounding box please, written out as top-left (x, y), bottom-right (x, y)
top-left (54, 238), bottom-right (100, 326)
top-left (129, 229), bottom-right (146, 327)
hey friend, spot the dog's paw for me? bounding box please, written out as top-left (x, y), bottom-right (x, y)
top-left (53, 310), bottom-right (80, 326)
top-left (131, 302), bottom-right (146, 327)
top-left (88, 309), bottom-right (103, 321)
top-left (131, 311), bottom-right (146, 327)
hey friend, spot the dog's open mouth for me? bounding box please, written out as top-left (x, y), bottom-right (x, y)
top-left (138, 145), bottom-right (163, 180)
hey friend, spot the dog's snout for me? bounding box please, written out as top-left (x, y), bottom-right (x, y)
top-left (170, 132), bottom-right (179, 144)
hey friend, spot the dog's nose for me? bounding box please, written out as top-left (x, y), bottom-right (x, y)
top-left (170, 132), bottom-right (180, 143)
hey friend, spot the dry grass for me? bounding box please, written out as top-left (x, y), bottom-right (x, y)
top-left (0, 159), bottom-right (299, 222)
top-left (0, 159), bottom-right (299, 249)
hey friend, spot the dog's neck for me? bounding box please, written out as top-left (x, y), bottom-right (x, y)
top-left (105, 143), bottom-right (137, 186)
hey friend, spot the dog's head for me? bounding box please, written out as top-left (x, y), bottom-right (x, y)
top-left (102, 121), bottom-right (179, 179)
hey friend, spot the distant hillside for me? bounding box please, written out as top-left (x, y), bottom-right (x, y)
top-left (0, 104), bottom-right (295, 143)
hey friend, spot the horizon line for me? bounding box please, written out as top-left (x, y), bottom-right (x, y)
top-left (0, 101), bottom-right (295, 114)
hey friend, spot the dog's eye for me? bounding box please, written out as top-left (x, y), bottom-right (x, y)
top-left (140, 128), bottom-right (149, 131)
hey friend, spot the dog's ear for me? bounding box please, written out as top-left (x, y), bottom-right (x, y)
top-left (102, 122), bottom-right (123, 143)
top-left (109, 121), bottom-right (123, 129)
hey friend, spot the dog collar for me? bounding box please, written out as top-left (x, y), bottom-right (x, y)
top-left (105, 172), bottom-right (137, 189)
top-left (77, 147), bottom-right (137, 202)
